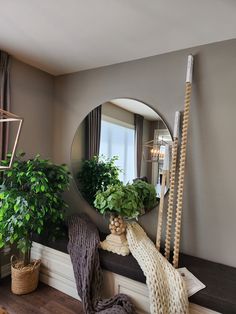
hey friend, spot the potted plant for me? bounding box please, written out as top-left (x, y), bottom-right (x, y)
top-left (77, 155), bottom-right (121, 206)
top-left (94, 181), bottom-right (157, 255)
top-left (0, 152), bottom-right (70, 295)
top-left (94, 183), bottom-right (142, 218)
top-left (94, 183), bottom-right (142, 255)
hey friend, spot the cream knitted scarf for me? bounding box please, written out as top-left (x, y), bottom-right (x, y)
top-left (126, 222), bottom-right (189, 314)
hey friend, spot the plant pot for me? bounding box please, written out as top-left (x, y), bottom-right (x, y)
top-left (100, 215), bottom-right (130, 256)
top-left (11, 256), bottom-right (41, 295)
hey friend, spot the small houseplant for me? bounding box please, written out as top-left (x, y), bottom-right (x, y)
top-left (0, 152), bottom-right (70, 294)
top-left (94, 183), bottom-right (142, 219)
top-left (94, 181), bottom-right (157, 255)
top-left (77, 155), bottom-right (121, 206)
top-left (94, 180), bottom-right (157, 218)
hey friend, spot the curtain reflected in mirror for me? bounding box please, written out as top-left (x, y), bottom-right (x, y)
top-left (85, 105), bottom-right (101, 160)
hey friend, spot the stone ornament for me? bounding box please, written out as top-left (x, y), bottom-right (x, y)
top-left (100, 215), bottom-right (130, 256)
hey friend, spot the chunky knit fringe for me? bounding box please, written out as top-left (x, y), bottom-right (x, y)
top-left (126, 222), bottom-right (189, 314)
top-left (67, 215), bottom-right (135, 314)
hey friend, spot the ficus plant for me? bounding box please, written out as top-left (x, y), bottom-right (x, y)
top-left (77, 155), bottom-right (121, 206)
top-left (0, 152), bottom-right (70, 266)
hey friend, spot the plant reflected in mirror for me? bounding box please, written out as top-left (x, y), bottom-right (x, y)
top-left (77, 155), bottom-right (121, 206)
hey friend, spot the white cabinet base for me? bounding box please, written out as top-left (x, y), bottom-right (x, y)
top-left (31, 242), bottom-right (220, 314)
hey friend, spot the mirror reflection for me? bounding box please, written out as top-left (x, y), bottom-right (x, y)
top-left (71, 98), bottom-right (172, 216)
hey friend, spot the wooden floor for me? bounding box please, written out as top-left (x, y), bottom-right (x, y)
top-left (0, 277), bottom-right (84, 314)
top-left (0, 277), bottom-right (219, 314)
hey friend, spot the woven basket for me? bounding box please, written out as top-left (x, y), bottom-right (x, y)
top-left (11, 256), bottom-right (41, 295)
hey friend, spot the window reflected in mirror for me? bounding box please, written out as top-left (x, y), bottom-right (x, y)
top-left (100, 114), bottom-right (135, 184)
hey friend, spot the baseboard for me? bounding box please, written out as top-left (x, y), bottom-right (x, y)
top-left (1, 263), bottom-right (11, 278)
top-left (31, 242), bottom-right (80, 300)
top-left (31, 241), bottom-right (148, 312)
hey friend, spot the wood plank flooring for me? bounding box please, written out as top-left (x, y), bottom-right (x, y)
top-left (0, 277), bottom-right (84, 314)
top-left (0, 277), bottom-right (219, 314)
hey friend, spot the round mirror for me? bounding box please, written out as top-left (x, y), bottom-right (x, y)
top-left (71, 98), bottom-right (172, 217)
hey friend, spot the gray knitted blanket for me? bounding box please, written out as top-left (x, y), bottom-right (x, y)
top-left (67, 215), bottom-right (136, 314)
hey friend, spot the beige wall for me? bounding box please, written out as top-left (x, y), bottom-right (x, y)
top-left (11, 58), bottom-right (54, 159)
top-left (102, 101), bottom-right (134, 125)
top-left (53, 39), bottom-right (236, 267)
top-left (1, 58), bottom-right (54, 267)
top-left (71, 121), bottom-right (86, 176)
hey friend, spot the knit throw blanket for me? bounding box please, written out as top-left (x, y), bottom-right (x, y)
top-left (67, 215), bottom-right (135, 314)
top-left (126, 222), bottom-right (189, 314)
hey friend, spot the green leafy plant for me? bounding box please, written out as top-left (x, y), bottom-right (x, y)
top-left (132, 180), bottom-right (158, 210)
top-left (0, 152), bottom-right (70, 266)
top-left (77, 155), bottom-right (121, 206)
top-left (94, 180), bottom-right (158, 219)
top-left (94, 183), bottom-right (143, 219)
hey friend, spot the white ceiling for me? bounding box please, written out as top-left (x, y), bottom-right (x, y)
top-left (0, 0), bottom-right (236, 75)
top-left (111, 99), bottom-right (160, 121)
